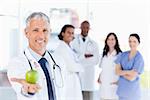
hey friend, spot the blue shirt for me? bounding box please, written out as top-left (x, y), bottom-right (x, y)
top-left (115, 51), bottom-right (144, 100)
top-left (28, 47), bottom-right (56, 97)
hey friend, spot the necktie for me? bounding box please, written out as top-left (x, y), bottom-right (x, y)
top-left (82, 37), bottom-right (86, 42)
top-left (38, 58), bottom-right (55, 100)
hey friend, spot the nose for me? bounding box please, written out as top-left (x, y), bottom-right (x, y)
top-left (35, 32), bottom-right (45, 41)
top-left (71, 33), bottom-right (74, 39)
top-left (38, 31), bottom-right (45, 38)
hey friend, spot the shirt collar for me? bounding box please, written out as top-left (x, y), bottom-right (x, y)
top-left (28, 47), bottom-right (48, 61)
top-left (79, 34), bottom-right (90, 42)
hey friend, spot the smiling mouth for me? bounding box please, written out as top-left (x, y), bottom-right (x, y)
top-left (35, 40), bottom-right (45, 43)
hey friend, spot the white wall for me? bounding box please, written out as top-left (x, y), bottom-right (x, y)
top-left (0, 0), bottom-right (149, 99)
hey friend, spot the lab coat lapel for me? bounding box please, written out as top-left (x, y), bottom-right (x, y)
top-left (107, 50), bottom-right (117, 57)
top-left (24, 48), bottom-right (39, 68)
top-left (24, 48), bottom-right (46, 79)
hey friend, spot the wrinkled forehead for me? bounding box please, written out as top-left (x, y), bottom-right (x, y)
top-left (27, 18), bottom-right (50, 29)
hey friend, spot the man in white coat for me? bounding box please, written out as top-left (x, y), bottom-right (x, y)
top-left (55, 24), bottom-right (83, 100)
top-left (71, 21), bottom-right (100, 100)
top-left (7, 12), bottom-right (66, 100)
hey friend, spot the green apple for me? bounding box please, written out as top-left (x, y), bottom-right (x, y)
top-left (25, 70), bottom-right (39, 84)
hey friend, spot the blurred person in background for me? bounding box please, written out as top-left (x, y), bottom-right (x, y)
top-left (71, 21), bottom-right (100, 100)
top-left (55, 24), bottom-right (83, 100)
top-left (115, 33), bottom-right (144, 100)
top-left (98, 32), bottom-right (122, 100)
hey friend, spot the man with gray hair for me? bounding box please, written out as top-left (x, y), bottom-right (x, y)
top-left (7, 12), bottom-right (66, 100)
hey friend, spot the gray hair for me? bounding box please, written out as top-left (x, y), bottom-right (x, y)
top-left (26, 12), bottom-right (50, 27)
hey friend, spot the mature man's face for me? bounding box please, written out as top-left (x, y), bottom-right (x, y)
top-left (25, 18), bottom-right (50, 55)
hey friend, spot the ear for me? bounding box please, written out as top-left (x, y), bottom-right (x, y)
top-left (24, 28), bottom-right (29, 38)
top-left (62, 32), bottom-right (65, 36)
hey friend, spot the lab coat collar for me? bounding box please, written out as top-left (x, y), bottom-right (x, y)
top-left (60, 40), bottom-right (71, 49)
top-left (27, 47), bottom-right (50, 62)
top-left (107, 50), bottom-right (117, 57)
top-left (25, 47), bottom-right (38, 62)
top-left (25, 47), bottom-right (54, 70)
top-left (24, 48), bottom-right (40, 70)
top-left (79, 34), bottom-right (90, 42)
top-left (28, 47), bottom-right (42, 61)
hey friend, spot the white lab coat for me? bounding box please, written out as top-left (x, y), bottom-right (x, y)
top-left (7, 48), bottom-right (66, 100)
top-left (99, 50), bottom-right (119, 99)
top-left (71, 34), bottom-right (100, 91)
top-left (54, 40), bottom-right (83, 100)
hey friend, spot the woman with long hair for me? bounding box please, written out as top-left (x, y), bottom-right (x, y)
top-left (98, 32), bottom-right (122, 100)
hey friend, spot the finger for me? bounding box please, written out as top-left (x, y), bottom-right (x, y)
top-left (34, 84), bottom-right (41, 92)
top-left (36, 84), bottom-right (41, 89)
top-left (22, 85), bottom-right (29, 92)
top-left (28, 86), bottom-right (36, 93)
top-left (27, 84), bottom-right (41, 93)
top-left (11, 78), bottom-right (28, 86)
top-left (10, 78), bottom-right (24, 83)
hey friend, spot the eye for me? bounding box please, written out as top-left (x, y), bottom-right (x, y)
top-left (129, 40), bottom-right (132, 43)
top-left (33, 29), bottom-right (38, 32)
top-left (112, 38), bottom-right (115, 41)
top-left (133, 41), bottom-right (137, 43)
top-left (43, 29), bottom-right (48, 33)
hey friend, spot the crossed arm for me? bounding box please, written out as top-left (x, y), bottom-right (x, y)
top-left (115, 64), bottom-right (138, 81)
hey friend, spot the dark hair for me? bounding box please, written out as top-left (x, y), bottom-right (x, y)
top-left (129, 33), bottom-right (140, 43)
top-left (102, 32), bottom-right (122, 57)
top-left (81, 20), bottom-right (90, 26)
top-left (58, 24), bottom-right (75, 40)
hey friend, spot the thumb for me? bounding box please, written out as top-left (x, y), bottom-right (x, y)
top-left (10, 78), bottom-right (26, 84)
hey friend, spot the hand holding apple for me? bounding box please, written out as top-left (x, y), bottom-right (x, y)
top-left (25, 69), bottom-right (39, 84)
top-left (11, 78), bottom-right (41, 94)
